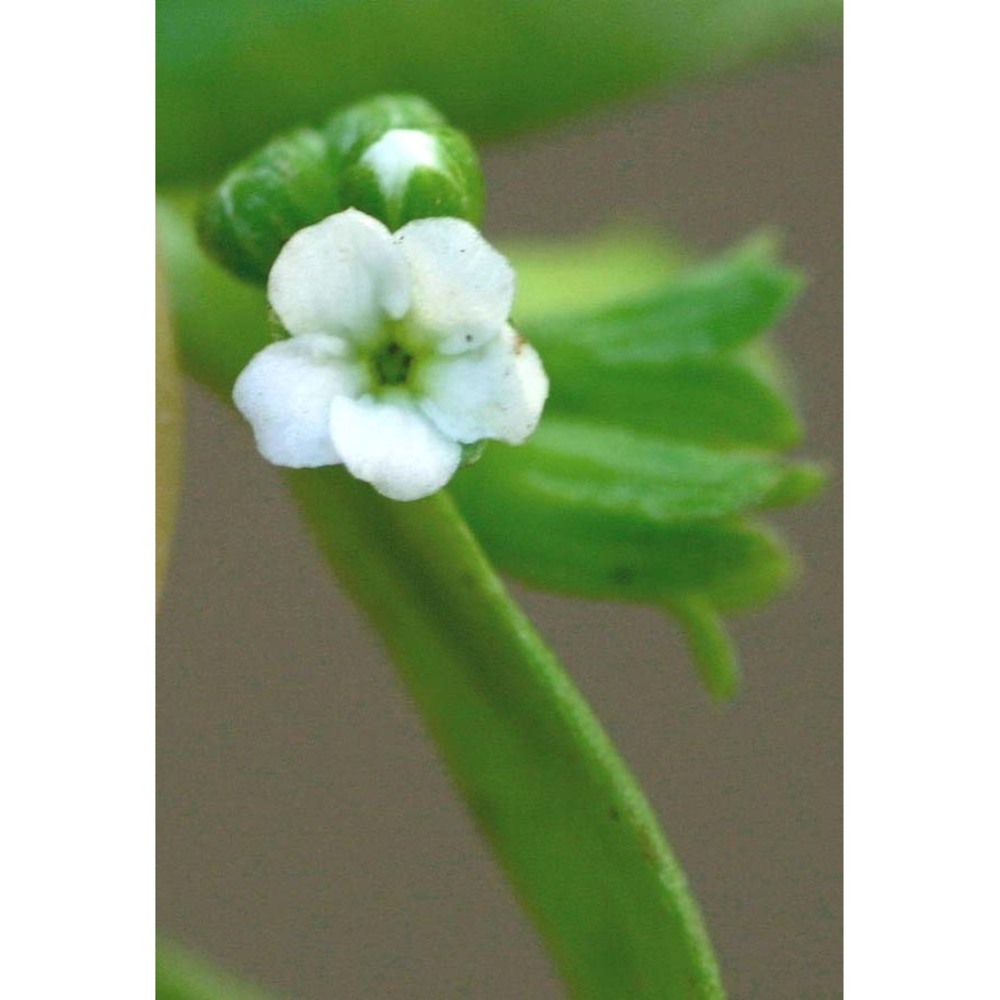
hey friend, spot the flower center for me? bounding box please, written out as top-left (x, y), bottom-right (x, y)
top-left (372, 340), bottom-right (415, 387)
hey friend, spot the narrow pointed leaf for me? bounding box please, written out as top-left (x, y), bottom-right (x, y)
top-left (460, 419), bottom-right (818, 522)
top-left (525, 247), bottom-right (802, 361)
top-left (664, 598), bottom-right (741, 702)
top-left (453, 474), bottom-right (794, 610)
top-left (525, 249), bottom-right (805, 447)
top-left (542, 354), bottom-right (803, 449)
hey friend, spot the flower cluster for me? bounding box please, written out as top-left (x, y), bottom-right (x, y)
top-left (234, 209), bottom-right (548, 500)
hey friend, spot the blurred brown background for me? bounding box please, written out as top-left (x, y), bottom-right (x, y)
top-left (158, 52), bottom-right (842, 999)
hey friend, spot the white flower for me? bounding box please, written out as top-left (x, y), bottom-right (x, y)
top-left (233, 209), bottom-right (548, 501)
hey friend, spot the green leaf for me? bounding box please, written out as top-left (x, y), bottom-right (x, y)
top-left (546, 354), bottom-right (803, 449)
top-left (157, 0), bottom-right (842, 183)
top-left (463, 419), bottom-right (816, 523)
top-left (453, 462), bottom-right (795, 613)
top-left (526, 242), bottom-right (802, 361)
top-left (525, 247), bottom-right (806, 448)
top-left (524, 244), bottom-right (801, 449)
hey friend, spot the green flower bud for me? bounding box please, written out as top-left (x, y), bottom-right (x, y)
top-left (323, 93), bottom-right (448, 173)
top-left (324, 95), bottom-right (484, 231)
top-left (197, 128), bottom-right (339, 285)
top-left (198, 94), bottom-right (484, 286)
top-left (337, 125), bottom-right (484, 231)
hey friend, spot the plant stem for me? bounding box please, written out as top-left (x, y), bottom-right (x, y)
top-left (287, 468), bottom-right (725, 999)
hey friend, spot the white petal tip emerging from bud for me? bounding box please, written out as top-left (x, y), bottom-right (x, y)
top-left (360, 129), bottom-right (444, 202)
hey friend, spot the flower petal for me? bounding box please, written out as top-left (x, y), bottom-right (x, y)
top-left (393, 217), bottom-right (514, 353)
top-left (233, 334), bottom-right (364, 467)
top-left (419, 325), bottom-right (549, 444)
top-left (329, 395), bottom-right (462, 500)
top-left (267, 209), bottom-right (410, 341)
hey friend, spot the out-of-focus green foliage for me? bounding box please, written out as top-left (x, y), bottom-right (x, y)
top-left (157, 0), bottom-right (841, 184)
top-left (156, 264), bottom-right (184, 598)
top-left (157, 941), bottom-right (275, 1000)
top-left (505, 228), bottom-right (685, 318)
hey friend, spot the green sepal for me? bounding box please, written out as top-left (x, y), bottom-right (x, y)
top-left (196, 127), bottom-right (339, 285)
top-left (759, 461), bottom-right (827, 508)
top-left (449, 416), bottom-right (818, 699)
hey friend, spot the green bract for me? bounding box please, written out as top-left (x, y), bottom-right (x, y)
top-left (197, 95), bottom-right (484, 284)
top-left (156, 0), bottom-right (842, 184)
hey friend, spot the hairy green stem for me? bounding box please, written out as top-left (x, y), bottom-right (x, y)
top-left (286, 468), bottom-right (725, 998)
